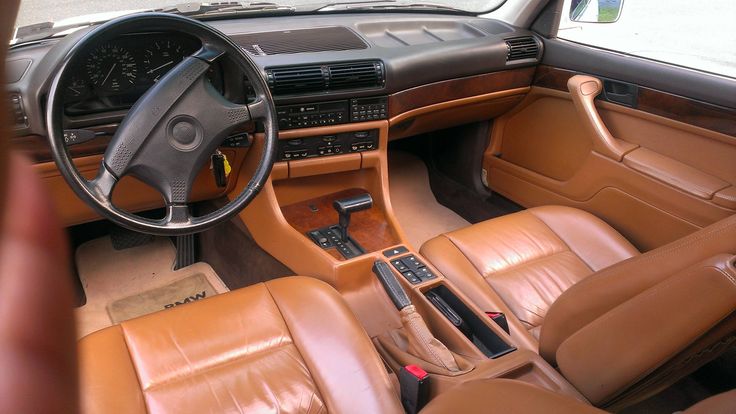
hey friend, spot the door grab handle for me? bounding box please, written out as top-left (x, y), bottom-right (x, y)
top-left (567, 75), bottom-right (638, 161)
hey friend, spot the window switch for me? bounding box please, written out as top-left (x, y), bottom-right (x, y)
top-left (392, 259), bottom-right (409, 272)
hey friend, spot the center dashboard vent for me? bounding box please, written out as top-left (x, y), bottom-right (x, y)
top-left (233, 26), bottom-right (368, 56)
top-left (267, 61), bottom-right (385, 96)
top-left (505, 37), bottom-right (540, 61)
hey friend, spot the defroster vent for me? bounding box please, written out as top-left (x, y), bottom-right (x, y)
top-left (234, 26), bottom-right (368, 56)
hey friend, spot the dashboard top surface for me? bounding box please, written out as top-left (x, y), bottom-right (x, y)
top-left (6, 12), bottom-right (540, 137)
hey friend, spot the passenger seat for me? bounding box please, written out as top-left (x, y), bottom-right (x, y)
top-left (421, 206), bottom-right (638, 338)
top-left (421, 206), bottom-right (736, 409)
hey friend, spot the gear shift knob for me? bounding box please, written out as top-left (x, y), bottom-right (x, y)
top-left (333, 193), bottom-right (373, 242)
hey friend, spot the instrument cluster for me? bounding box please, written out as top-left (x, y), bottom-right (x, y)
top-left (63, 32), bottom-right (223, 116)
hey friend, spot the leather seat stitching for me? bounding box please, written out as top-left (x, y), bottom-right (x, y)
top-left (526, 209), bottom-right (596, 272)
top-left (118, 324), bottom-right (152, 411)
top-left (440, 235), bottom-right (486, 278)
top-left (262, 284), bottom-right (328, 407)
top-left (143, 342), bottom-right (294, 392)
top-left (484, 250), bottom-right (586, 281)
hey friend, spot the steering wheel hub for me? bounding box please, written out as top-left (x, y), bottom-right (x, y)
top-left (168, 116), bottom-right (202, 151)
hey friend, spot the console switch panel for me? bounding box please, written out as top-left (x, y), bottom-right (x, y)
top-left (391, 254), bottom-right (436, 284)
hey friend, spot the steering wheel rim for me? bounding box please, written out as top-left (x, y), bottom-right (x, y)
top-left (46, 13), bottom-right (278, 236)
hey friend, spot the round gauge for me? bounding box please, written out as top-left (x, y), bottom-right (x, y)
top-left (143, 40), bottom-right (187, 82)
top-left (65, 75), bottom-right (90, 99)
top-left (86, 43), bottom-right (138, 92)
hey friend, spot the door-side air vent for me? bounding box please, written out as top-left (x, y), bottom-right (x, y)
top-left (8, 94), bottom-right (28, 128)
top-left (505, 37), bottom-right (540, 61)
top-left (267, 61), bottom-right (385, 96)
top-left (328, 62), bottom-right (384, 90)
top-left (234, 27), bottom-right (368, 56)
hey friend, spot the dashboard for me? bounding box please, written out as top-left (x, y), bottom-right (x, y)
top-left (5, 12), bottom-right (541, 226)
top-left (62, 33), bottom-right (226, 116)
top-left (7, 13), bottom-right (540, 139)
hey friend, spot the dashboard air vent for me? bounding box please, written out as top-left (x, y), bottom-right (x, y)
top-left (267, 66), bottom-right (327, 95)
top-left (328, 62), bottom-right (384, 90)
top-left (505, 37), bottom-right (539, 61)
top-left (234, 27), bottom-right (368, 56)
top-left (8, 94), bottom-right (27, 128)
top-left (267, 61), bottom-right (385, 96)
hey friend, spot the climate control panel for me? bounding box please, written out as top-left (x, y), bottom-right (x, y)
top-left (278, 129), bottom-right (379, 161)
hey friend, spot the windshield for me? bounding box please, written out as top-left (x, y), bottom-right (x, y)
top-left (14, 1), bottom-right (503, 31)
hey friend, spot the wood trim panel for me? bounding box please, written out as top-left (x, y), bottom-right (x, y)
top-left (532, 65), bottom-right (736, 137)
top-left (389, 68), bottom-right (535, 117)
top-left (281, 188), bottom-right (401, 261)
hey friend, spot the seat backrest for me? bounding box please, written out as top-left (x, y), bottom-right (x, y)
top-left (540, 214), bottom-right (736, 409)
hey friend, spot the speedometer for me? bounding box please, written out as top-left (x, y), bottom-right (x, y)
top-left (86, 43), bottom-right (138, 92)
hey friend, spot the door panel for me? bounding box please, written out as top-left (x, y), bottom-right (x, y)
top-left (484, 67), bottom-right (736, 251)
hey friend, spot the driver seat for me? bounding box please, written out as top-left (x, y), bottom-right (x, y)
top-left (78, 276), bottom-right (403, 413)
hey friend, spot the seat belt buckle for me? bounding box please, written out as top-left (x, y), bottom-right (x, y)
top-left (486, 311), bottom-right (510, 334)
top-left (399, 364), bottom-right (430, 414)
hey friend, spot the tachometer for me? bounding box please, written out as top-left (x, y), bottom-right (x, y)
top-left (86, 43), bottom-right (138, 92)
top-left (143, 40), bottom-right (187, 82)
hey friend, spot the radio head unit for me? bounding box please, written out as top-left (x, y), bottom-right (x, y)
top-left (276, 96), bottom-right (387, 130)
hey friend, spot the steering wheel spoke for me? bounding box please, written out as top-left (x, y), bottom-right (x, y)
top-left (246, 99), bottom-right (269, 121)
top-left (87, 162), bottom-right (118, 201)
top-left (163, 204), bottom-right (193, 226)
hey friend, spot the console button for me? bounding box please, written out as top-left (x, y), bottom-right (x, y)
top-left (391, 259), bottom-right (409, 272)
top-left (402, 271), bottom-right (421, 284)
top-left (383, 246), bottom-right (409, 257)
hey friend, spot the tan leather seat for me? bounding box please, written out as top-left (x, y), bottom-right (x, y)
top-left (78, 276), bottom-right (403, 414)
top-left (421, 205), bottom-right (638, 338)
top-left (420, 379), bottom-right (736, 414)
top-left (422, 206), bottom-right (736, 409)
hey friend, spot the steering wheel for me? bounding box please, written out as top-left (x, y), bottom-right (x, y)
top-left (46, 13), bottom-right (278, 236)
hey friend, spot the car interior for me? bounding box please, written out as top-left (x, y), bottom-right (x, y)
top-left (2, 0), bottom-right (735, 412)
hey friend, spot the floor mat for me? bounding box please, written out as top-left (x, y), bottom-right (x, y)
top-left (75, 236), bottom-right (228, 338)
top-left (389, 151), bottom-right (470, 249)
top-left (107, 273), bottom-right (217, 324)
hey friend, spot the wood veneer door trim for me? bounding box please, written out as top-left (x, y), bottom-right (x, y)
top-left (532, 65), bottom-right (736, 137)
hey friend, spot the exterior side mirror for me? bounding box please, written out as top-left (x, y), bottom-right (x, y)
top-left (570, 0), bottom-right (624, 23)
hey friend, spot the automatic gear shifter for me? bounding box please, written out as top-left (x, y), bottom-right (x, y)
top-left (333, 193), bottom-right (373, 242)
top-left (306, 193), bottom-right (373, 259)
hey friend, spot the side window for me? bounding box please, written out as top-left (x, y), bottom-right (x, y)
top-left (557, 0), bottom-right (736, 79)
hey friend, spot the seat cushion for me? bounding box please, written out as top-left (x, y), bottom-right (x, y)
top-left (78, 276), bottom-right (403, 414)
top-left (421, 206), bottom-right (637, 337)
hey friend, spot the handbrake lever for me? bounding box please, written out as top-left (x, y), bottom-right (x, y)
top-left (372, 260), bottom-right (411, 310)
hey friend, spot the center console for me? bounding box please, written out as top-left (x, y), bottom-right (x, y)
top-left (233, 118), bottom-right (586, 409)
